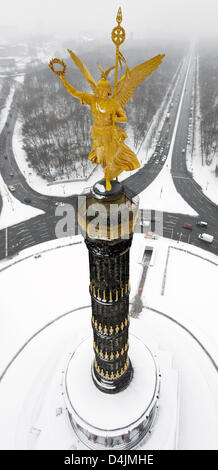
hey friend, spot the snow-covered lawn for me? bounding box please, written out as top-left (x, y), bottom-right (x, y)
top-left (0, 85), bottom-right (15, 134)
top-left (0, 170), bottom-right (44, 230)
top-left (190, 157), bottom-right (218, 206)
top-left (14, 75), bottom-right (24, 84)
top-left (187, 118), bottom-right (218, 206)
top-left (13, 118), bottom-right (103, 197)
top-left (139, 163), bottom-right (197, 215)
top-left (0, 82), bottom-right (43, 229)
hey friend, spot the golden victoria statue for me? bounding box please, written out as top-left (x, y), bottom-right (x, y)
top-left (49, 8), bottom-right (165, 191)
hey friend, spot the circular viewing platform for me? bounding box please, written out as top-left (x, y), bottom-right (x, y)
top-left (64, 334), bottom-right (160, 450)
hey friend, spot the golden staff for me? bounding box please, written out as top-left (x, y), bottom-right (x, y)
top-left (111, 7), bottom-right (126, 99)
top-left (110, 8), bottom-right (126, 182)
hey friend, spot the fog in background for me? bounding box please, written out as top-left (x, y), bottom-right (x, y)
top-left (1, 0), bottom-right (218, 42)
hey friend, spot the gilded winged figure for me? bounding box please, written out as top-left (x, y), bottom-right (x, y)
top-left (50, 50), bottom-right (164, 191)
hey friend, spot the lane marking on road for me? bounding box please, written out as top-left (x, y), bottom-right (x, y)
top-left (166, 220), bottom-right (177, 225)
top-left (172, 175), bottom-right (190, 179)
top-left (21, 242), bottom-right (36, 249)
top-left (5, 228), bottom-right (8, 258)
top-left (16, 230), bottom-right (32, 237)
top-left (19, 236), bottom-right (34, 243)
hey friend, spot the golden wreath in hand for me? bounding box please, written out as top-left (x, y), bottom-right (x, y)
top-left (49, 58), bottom-right (66, 77)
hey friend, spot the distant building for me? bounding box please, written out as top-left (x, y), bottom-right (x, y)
top-left (0, 57), bottom-right (16, 72)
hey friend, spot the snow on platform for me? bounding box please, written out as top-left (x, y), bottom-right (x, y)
top-left (0, 305), bottom-right (217, 450)
top-left (0, 235), bottom-right (89, 373)
top-left (0, 234), bottom-right (217, 449)
top-left (131, 235), bottom-right (218, 366)
top-left (65, 335), bottom-right (158, 430)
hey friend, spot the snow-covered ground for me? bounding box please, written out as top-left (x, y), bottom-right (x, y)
top-left (139, 163), bottom-right (197, 215)
top-left (0, 85), bottom-right (15, 134)
top-left (0, 236), bottom-right (89, 373)
top-left (0, 170), bottom-right (44, 230)
top-left (189, 153), bottom-right (218, 206)
top-left (14, 75), bottom-right (24, 84)
top-left (186, 55), bottom-right (218, 206)
top-left (0, 234), bottom-right (217, 449)
top-left (0, 83), bottom-right (44, 229)
top-left (13, 118), bottom-right (102, 197)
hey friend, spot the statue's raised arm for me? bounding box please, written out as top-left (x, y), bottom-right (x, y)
top-left (49, 51), bottom-right (97, 101)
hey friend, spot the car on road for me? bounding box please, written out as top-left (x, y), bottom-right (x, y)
top-left (198, 233), bottom-right (213, 243)
top-left (182, 148), bottom-right (185, 153)
top-left (4, 155), bottom-right (7, 159)
top-left (9, 185), bottom-right (16, 192)
top-left (196, 221), bottom-right (208, 228)
top-left (160, 156), bottom-right (166, 165)
top-left (183, 223), bottom-right (192, 230)
top-left (10, 172), bottom-right (14, 177)
top-left (24, 198), bottom-right (31, 204)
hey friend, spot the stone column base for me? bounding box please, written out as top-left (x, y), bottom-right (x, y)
top-left (64, 335), bottom-right (160, 450)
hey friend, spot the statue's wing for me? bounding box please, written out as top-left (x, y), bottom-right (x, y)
top-left (67, 49), bottom-right (97, 93)
top-left (116, 54), bottom-right (165, 107)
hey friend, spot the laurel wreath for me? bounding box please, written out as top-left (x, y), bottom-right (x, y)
top-left (49, 58), bottom-right (66, 76)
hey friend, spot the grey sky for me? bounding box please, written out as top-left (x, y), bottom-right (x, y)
top-left (1, 0), bottom-right (218, 40)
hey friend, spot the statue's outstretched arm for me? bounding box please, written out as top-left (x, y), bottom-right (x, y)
top-left (59, 75), bottom-right (83, 100)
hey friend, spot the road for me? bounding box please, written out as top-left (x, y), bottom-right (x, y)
top-left (0, 53), bottom-right (217, 260)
